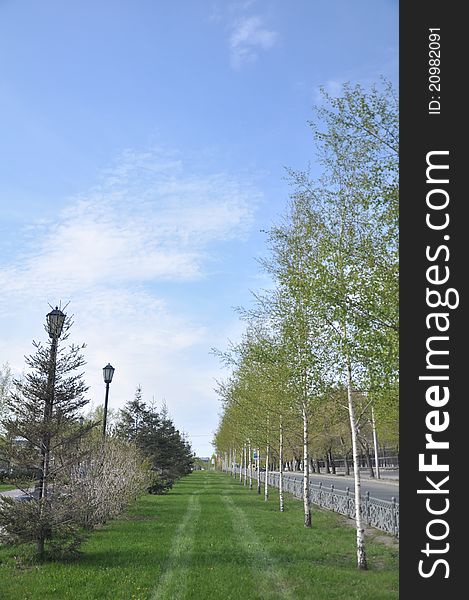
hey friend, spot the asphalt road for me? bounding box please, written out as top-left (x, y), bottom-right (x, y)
top-left (3, 469), bottom-right (399, 505)
top-left (281, 470), bottom-right (399, 503)
top-left (0, 488), bottom-right (35, 501)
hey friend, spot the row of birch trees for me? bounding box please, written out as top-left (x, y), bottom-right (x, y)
top-left (213, 81), bottom-right (398, 570)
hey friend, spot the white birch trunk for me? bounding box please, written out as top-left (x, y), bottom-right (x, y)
top-left (302, 404), bottom-right (311, 527)
top-left (371, 406), bottom-right (380, 479)
top-left (279, 416), bottom-right (284, 512)
top-left (243, 443), bottom-right (247, 486)
top-left (264, 415), bottom-right (270, 501)
top-left (248, 440), bottom-right (253, 490)
top-left (347, 357), bottom-right (367, 570)
top-left (256, 448), bottom-right (261, 494)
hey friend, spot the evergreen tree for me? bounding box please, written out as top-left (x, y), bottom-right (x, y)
top-left (115, 390), bottom-right (194, 494)
top-left (150, 405), bottom-right (194, 491)
top-left (0, 313), bottom-right (93, 557)
top-left (114, 385), bottom-right (148, 443)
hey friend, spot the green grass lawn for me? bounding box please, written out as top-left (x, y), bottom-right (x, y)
top-left (0, 484), bottom-right (15, 492)
top-left (0, 471), bottom-right (398, 599)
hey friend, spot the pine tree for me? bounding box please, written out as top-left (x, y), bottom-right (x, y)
top-left (0, 313), bottom-right (93, 557)
top-left (115, 391), bottom-right (194, 494)
top-left (114, 385), bottom-right (149, 443)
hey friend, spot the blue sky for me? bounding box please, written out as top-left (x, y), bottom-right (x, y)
top-left (0, 0), bottom-right (398, 456)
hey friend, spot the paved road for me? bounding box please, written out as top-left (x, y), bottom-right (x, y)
top-left (3, 469), bottom-right (399, 504)
top-left (0, 488), bottom-right (35, 501)
top-left (0, 489), bottom-right (19, 498)
top-left (277, 470), bottom-right (399, 503)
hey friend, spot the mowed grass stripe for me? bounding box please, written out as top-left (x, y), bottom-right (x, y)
top-left (180, 473), bottom-right (257, 599)
top-left (222, 492), bottom-right (296, 600)
top-left (149, 492), bottom-right (201, 600)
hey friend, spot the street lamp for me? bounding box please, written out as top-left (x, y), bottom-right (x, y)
top-left (102, 363), bottom-right (115, 438)
top-left (38, 306), bottom-right (66, 502)
top-left (46, 306), bottom-right (66, 339)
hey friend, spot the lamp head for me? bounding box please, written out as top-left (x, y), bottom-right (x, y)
top-left (103, 363), bottom-right (115, 384)
top-left (46, 307), bottom-right (66, 339)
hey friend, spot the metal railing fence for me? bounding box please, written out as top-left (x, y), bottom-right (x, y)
top-left (227, 468), bottom-right (399, 538)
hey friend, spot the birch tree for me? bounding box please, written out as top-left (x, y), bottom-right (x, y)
top-left (273, 81), bottom-right (398, 569)
top-left (214, 327), bottom-right (295, 513)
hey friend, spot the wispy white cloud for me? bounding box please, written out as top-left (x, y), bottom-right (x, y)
top-left (0, 145), bottom-right (262, 453)
top-left (229, 16), bottom-right (278, 69)
top-left (0, 147), bottom-right (260, 301)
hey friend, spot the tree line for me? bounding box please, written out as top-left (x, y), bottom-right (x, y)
top-left (0, 319), bottom-right (193, 558)
top-left (213, 81), bottom-right (398, 570)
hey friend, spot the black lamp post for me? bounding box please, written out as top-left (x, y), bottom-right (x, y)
top-left (46, 307), bottom-right (66, 340)
top-left (38, 307), bottom-right (66, 503)
top-left (102, 363), bottom-right (115, 438)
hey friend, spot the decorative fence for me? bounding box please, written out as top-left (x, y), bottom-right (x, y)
top-left (228, 469), bottom-right (399, 538)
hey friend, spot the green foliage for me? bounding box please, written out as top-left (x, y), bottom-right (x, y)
top-left (115, 388), bottom-right (194, 494)
top-left (214, 80), bottom-right (399, 463)
top-left (0, 485), bottom-right (85, 559)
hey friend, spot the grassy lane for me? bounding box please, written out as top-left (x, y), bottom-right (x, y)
top-left (0, 471), bottom-right (398, 599)
top-left (0, 484), bottom-right (15, 492)
top-left (149, 491), bottom-right (201, 600)
top-left (221, 492), bottom-right (294, 600)
top-left (175, 472), bottom-right (272, 600)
